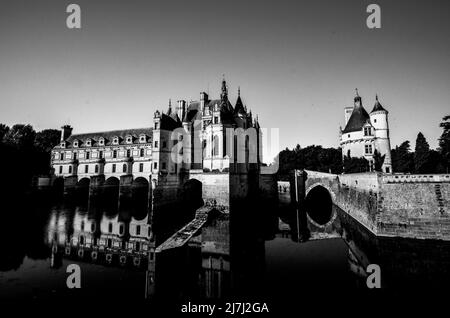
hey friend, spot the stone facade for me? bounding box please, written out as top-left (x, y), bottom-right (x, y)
top-left (50, 79), bottom-right (273, 215)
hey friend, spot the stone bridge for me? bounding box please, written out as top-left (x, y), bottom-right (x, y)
top-left (293, 170), bottom-right (450, 240)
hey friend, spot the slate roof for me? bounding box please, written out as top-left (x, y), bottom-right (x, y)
top-left (370, 97), bottom-right (387, 113)
top-left (65, 127), bottom-right (153, 146)
top-left (342, 105), bottom-right (370, 133)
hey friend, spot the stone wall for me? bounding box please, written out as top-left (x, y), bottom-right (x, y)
top-left (189, 170), bottom-right (230, 210)
top-left (377, 183), bottom-right (450, 239)
top-left (300, 169), bottom-right (450, 240)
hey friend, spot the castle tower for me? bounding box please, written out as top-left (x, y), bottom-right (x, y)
top-left (369, 95), bottom-right (392, 173)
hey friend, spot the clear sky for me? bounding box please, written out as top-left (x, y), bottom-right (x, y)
top-left (0, 0), bottom-right (449, 156)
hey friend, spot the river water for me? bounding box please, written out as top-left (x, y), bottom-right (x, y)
top-left (1, 191), bottom-right (449, 304)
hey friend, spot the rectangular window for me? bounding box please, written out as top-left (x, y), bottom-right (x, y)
top-left (95, 165), bottom-right (99, 173)
top-left (85, 165), bottom-right (88, 173)
top-left (113, 150), bottom-right (117, 158)
top-left (154, 141), bottom-right (158, 148)
top-left (154, 122), bottom-right (159, 129)
top-left (59, 166), bottom-right (63, 174)
top-left (139, 163), bottom-right (144, 172)
top-left (127, 149), bottom-right (131, 158)
top-left (73, 152), bottom-right (77, 160)
top-left (99, 151), bottom-right (103, 159)
top-left (365, 145), bottom-right (373, 154)
top-left (153, 162), bottom-right (157, 170)
top-left (214, 116), bottom-right (218, 124)
top-left (136, 225), bottom-right (141, 236)
top-left (86, 152), bottom-right (90, 159)
top-left (60, 152), bottom-right (64, 160)
top-left (162, 162), bottom-right (166, 170)
top-left (162, 141), bottom-right (167, 148)
top-left (140, 148), bottom-right (144, 157)
top-left (112, 164), bottom-right (116, 173)
top-left (69, 166), bottom-right (72, 174)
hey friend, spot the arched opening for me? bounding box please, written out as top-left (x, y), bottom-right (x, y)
top-left (75, 178), bottom-right (90, 202)
top-left (183, 179), bottom-right (203, 212)
top-left (132, 177), bottom-right (150, 220)
top-left (52, 177), bottom-right (64, 196)
top-left (103, 177), bottom-right (120, 216)
top-left (305, 185), bottom-right (333, 225)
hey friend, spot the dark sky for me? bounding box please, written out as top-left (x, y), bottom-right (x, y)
top-left (1, 0), bottom-right (449, 160)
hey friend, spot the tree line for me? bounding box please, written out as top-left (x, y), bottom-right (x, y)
top-left (277, 116), bottom-right (450, 180)
top-left (0, 123), bottom-right (61, 193)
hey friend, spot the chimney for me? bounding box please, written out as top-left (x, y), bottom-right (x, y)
top-left (177, 100), bottom-right (186, 121)
top-left (200, 92), bottom-right (208, 111)
top-left (61, 125), bottom-right (73, 142)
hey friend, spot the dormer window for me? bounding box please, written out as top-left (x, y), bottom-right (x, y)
top-left (126, 136), bottom-right (133, 144)
top-left (86, 139), bottom-right (92, 147)
top-left (139, 135), bottom-right (146, 143)
top-left (73, 140), bottom-right (79, 148)
top-left (112, 137), bottom-right (119, 145)
top-left (364, 127), bottom-right (372, 136)
top-left (98, 138), bottom-right (105, 146)
top-left (60, 142), bottom-right (66, 148)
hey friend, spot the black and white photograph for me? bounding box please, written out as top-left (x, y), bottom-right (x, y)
top-left (1, 0), bottom-right (450, 313)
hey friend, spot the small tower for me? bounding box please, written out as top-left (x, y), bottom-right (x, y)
top-left (370, 94), bottom-right (392, 173)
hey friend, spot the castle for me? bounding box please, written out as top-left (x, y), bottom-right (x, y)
top-left (339, 90), bottom-right (393, 173)
top-left (50, 79), bottom-right (273, 214)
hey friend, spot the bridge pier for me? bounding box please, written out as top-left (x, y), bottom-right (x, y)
top-left (89, 175), bottom-right (105, 197)
top-left (63, 175), bottom-right (78, 197)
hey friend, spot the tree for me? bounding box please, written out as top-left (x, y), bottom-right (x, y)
top-left (4, 124), bottom-right (36, 150)
top-left (439, 115), bottom-right (450, 173)
top-left (414, 132), bottom-right (431, 173)
top-left (0, 124), bottom-right (9, 142)
top-left (392, 141), bottom-right (414, 173)
top-left (373, 149), bottom-right (385, 172)
top-left (34, 129), bottom-right (61, 153)
top-left (343, 155), bottom-right (369, 173)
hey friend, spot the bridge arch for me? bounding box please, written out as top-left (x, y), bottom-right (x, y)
top-left (305, 183), bottom-right (335, 227)
top-left (182, 178), bottom-right (204, 211)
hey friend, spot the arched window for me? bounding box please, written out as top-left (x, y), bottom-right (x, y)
top-left (213, 135), bottom-right (219, 156)
top-left (123, 164), bottom-right (127, 173)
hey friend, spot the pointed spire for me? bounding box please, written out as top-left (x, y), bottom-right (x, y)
top-left (238, 86), bottom-right (240, 97)
top-left (221, 76), bottom-right (228, 101)
top-left (354, 88), bottom-right (362, 105)
top-left (167, 99), bottom-right (172, 115)
top-left (371, 93), bottom-right (387, 113)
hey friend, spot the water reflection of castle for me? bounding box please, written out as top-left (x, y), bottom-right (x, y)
top-left (46, 205), bottom-right (153, 268)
